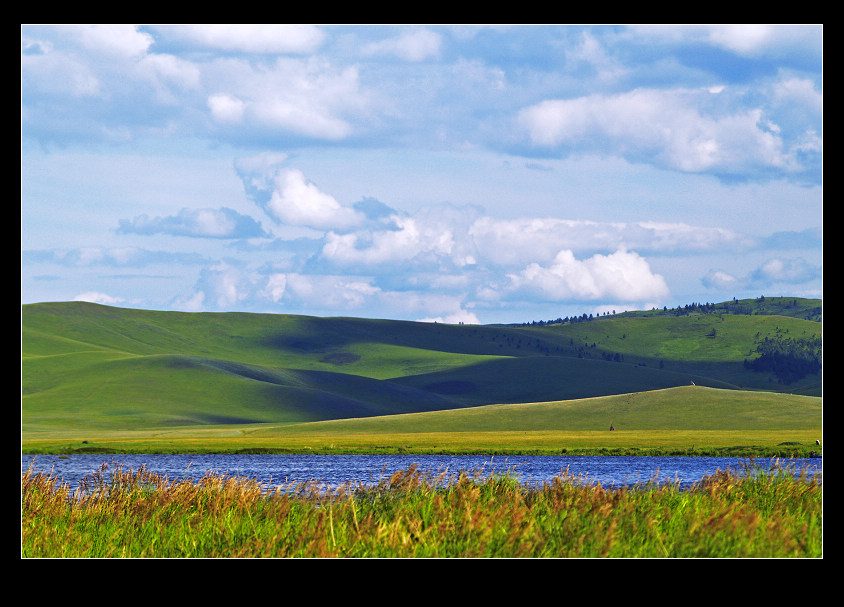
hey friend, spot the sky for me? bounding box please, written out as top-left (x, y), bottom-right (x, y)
top-left (21, 24), bottom-right (823, 324)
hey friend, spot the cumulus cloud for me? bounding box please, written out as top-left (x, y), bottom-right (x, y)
top-left (71, 24), bottom-right (154, 59)
top-left (517, 87), bottom-right (801, 175)
top-left (182, 261), bottom-right (480, 322)
top-left (22, 25), bottom-right (363, 145)
top-left (21, 25), bottom-right (821, 177)
top-left (204, 57), bottom-right (365, 140)
top-left (192, 261), bottom-right (254, 309)
top-left (321, 202), bottom-right (481, 268)
top-left (22, 25), bottom-right (200, 143)
top-left (118, 207), bottom-right (269, 239)
top-left (266, 169), bottom-right (364, 231)
top-left (506, 248), bottom-right (670, 302)
top-left (260, 273), bottom-right (381, 309)
top-left (20, 25), bottom-right (822, 322)
top-left (235, 157), bottom-right (365, 232)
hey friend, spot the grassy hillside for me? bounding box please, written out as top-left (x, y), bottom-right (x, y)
top-left (22, 299), bottom-right (822, 440)
top-left (268, 386), bottom-right (820, 435)
top-left (615, 296), bottom-right (822, 322)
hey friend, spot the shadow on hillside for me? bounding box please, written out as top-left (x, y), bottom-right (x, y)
top-left (389, 355), bottom-right (743, 406)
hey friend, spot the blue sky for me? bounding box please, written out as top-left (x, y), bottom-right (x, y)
top-left (21, 24), bottom-right (822, 324)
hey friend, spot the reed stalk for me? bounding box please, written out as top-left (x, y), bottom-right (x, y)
top-left (21, 460), bottom-right (821, 558)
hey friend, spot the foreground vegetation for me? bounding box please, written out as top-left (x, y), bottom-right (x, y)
top-left (21, 461), bottom-right (822, 558)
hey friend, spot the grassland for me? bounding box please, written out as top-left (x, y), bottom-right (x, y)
top-left (22, 298), bottom-right (822, 455)
top-left (22, 386), bottom-right (821, 457)
top-left (21, 461), bottom-right (822, 557)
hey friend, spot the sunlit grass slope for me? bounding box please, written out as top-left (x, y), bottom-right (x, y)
top-left (264, 386), bottom-right (821, 435)
top-left (231, 385), bottom-right (822, 457)
top-left (22, 300), bottom-right (822, 438)
top-left (21, 386), bottom-right (821, 456)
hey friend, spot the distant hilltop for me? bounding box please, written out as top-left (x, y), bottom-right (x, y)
top-left (510, 296), bottom-right (822, 327)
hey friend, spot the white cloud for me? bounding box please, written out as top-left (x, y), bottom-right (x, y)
top-left (52, 25), bottom-right (200, 101)
top-left (626, 24), bottom-right (821, 59)
top-left (507, 248), bottom-right (670, 302)
top-left (208, 93), bottom-right (245, 123)
top-left (708, 24), bottom-right (778, 55)
top-left (266, 168), bottom-right (364, 231)
top-left (234, 152), bottom-right (289, 192)
top-left (194, 262), bottom-right (253, 309)
top-left (417, 309), bottom-right (480, 325)
top-left (117, 207), bottom-right (268, 239)
top-left (773, 77), bottom-right (823, 115)
top-left (377, 290), bottom-right (479, 324)
top-left (469, 217), bottom-right (750, 266)
top-left (203, 57), bottom-right (365, 140)
top-left (703, 256), bottom-right (821, 291)
top-left (73, 24), bottom-right (154, 59)
top-left (187, 262), bottom-right (480, 321)
top-left (322, 217), bottom-right (420, 266)
top-left (363, 27), bottom-right (442, 61)
top-left (235, 156), bottom-right (365, 232)
top-left (259, 272), bottom-right (380, 309)
top-left (21, 25), bottom-right (822, 322)
top-left (567, 30), bottom-right (629, 83)
top-left (23, 26), bottom-right (364, 144)
top-left (168, 24), bottom-right (326, 55)
top-left (517, 87), bottom-right (797, 174)
top-left (73, 291), bottom-right (124, 305)
top-left (261, 274), bottom-right (288, 303)
top-left (173, 291), bottom-right (205, 312)
top-left (701, 270), bottom-right (741, 290)
top-left (21, 41), bottom-right (101, 97)
top-left (321, 203), bottom-right (480, 268)
top-left (136, 53), bottom-right (201, 99)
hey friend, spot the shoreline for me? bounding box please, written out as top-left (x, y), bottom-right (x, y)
top-left (21, 445), bottom-right (821, 458)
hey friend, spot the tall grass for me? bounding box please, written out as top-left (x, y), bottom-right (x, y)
top-left (21, 460), bottom-right (821, 558)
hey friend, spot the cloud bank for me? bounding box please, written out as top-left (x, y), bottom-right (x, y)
top-left (21, 25), bottom-right (822, 322)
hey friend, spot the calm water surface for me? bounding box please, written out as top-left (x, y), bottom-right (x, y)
top-left (22, 453), bottom-right (821, 493)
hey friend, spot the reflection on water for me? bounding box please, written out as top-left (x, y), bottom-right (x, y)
top-left (22, 453), bottom-right (822, 493)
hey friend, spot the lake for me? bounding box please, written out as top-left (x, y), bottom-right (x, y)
top-left (22, 453), bottom-right (822, 494)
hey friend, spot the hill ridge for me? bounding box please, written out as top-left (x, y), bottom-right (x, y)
top-left (22, 299), bottom-right (822, 436)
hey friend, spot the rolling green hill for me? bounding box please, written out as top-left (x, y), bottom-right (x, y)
top-left (22, 299), bottom-right (822, 438)
top-left (254, 385), bottom-right (821, 435)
